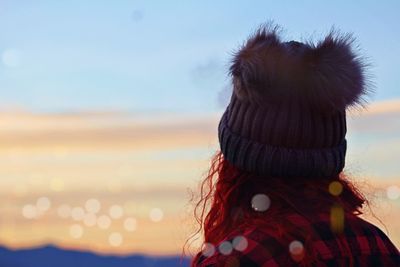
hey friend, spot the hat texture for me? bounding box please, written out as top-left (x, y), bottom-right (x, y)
top-left (218, 24), bottom-right (372, 178)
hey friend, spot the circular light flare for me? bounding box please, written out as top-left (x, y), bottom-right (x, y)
top-left (201, 242), bottom-right (215, 257)
top-left (85, 199), bottom-right (101, 214)
top-left (123, 217), bottom-right (137, 232)
top-left (218, 241), bottom-right (233, 255)
top-left (329, 181), bottom-right (343, 196)
top-left (109, 232), bottom-right (123, 247)
top-left (50, 178), bottom-right (64, 192)
top-left (36, 197), bottom-right (51, 212)
top-left (71, 207), bottom-right (85, 221)
top-left (232, 236), bottom-right (248, 252)
top-left (97, 215), bottom-right (112, 229)
top-left (69, 224), bottom-right (83, 239)
top-left (109, 205), bottom-right (123, 219)
top-left (22, 204), bottom-right (38, 219)
top-left (386, 185), bottom-right (400, 200)
top-left (149, 208), bottom-right (164, 222)
top-left (289, 240), bottom-right (305, 261)
top-left (131, 9), bottom-right (143, 22)
top-left (2, 49), bottom-right (21, 67)
top-left (83, 213), bottom-right (97, 227)
top-left (251, 194), bottom-right (271, 212)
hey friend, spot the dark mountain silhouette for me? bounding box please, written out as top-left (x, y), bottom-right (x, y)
top-left (0, 245), bottom-right (191, 267)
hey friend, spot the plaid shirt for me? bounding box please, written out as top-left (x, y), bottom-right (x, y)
top-left (193, 213), bottom-right (400, 266)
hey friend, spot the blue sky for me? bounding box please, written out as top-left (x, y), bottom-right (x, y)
top-left (0, 0), bottom-right (399, 113)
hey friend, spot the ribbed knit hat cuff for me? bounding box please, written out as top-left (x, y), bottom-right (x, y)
top-left (218, 109), bottom-right (347, 178)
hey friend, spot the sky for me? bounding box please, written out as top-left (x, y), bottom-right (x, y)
top-left (0, 0), bottom-right (399, 257)
top-left (0, 0), bottom-right (399, 113)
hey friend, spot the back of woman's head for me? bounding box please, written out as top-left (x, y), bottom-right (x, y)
top-left (195, 151), bottom-right (366, 246)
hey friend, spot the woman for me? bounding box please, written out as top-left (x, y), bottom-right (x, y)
top-left (189, 24), bottom-right (400, 266)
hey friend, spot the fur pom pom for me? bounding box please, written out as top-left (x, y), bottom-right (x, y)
top-left (229, 23), bottom-right (373, 113)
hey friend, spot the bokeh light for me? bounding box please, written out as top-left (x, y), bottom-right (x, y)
top-left (330, 204), bottom-right (345, 234)
top-left (50, 178), bottom-right (65, 192)
top-left (36, 197), bottom-right (51, 212)
top-left (131, 9), bottom-right (143, 22)
top-left (386, 185), bottom-right (400, 200)
top-left (83, 213), bottom-right (97, 227)
top-left (201, 243), bottom-right (215, 257)
top-left (108, 232), bottom-right (123, 247)
top-left (97, 215), bottom-right (112, 229)
top-left (2, 49), bottom-right (21, 67)
top-left (71, 207), bottom-right (85, 221)
top-left (22, 204), bottom-right (38, 219)
top-left (251, 194), bottom-right (271, 212)
top-left (328, 181), bottom-right (343, 196)
top-left (218, 241), bottom-right (233, 255)
top-left (232, 236), bottom-right (247, 252)
top-left (149, 208), bottom-right (163, 222)
top-left (69, 224), bottom-right (83, 239)
top-left (85, 199), bottom-right (101, 214)
top-left (289, 240), bottom-right (304, 261)
top-left (123, 217), bottom-right (137, 232)
top-left (109, 205), bottom-right (124, 219)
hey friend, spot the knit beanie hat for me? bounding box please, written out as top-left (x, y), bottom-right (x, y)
top-left (218, 24), bottom-right (372, 178)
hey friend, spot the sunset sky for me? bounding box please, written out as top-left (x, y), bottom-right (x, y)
top-left (0, 0), bottom-right (399, 257)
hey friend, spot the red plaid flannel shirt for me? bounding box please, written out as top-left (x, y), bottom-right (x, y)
top-left (193, 213), bottom-right (400, 266)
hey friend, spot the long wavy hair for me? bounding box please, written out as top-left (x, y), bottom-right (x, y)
top-left (184, 150), bottom-right (369, 266)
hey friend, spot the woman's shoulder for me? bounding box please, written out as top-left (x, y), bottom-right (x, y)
top-left (345, 214), bottom-right (400, 255)
top-left (193, 226), bottom-right (299, 267)
top-left (192, 213), bottom-right (400, 266)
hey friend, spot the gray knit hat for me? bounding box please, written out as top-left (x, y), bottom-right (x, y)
top-left (218, 24), bottom-right (371, 178)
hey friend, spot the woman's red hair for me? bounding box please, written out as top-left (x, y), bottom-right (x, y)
top-left (184, 151), bottom-right (368, 265)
